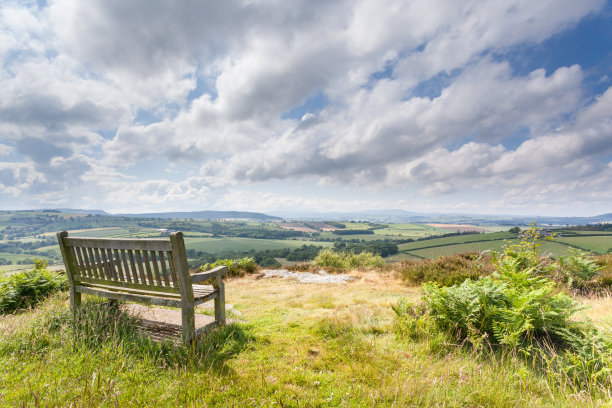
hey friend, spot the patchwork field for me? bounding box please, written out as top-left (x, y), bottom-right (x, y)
top-left (557, 235), bottom-right (612, 254)
top-left (185, 237), bottom-right (333, 254)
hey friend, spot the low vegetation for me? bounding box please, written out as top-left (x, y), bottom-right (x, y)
top-left (0, 259), bottom-right (67, 314)
top-left (0, 223), bottom-right (610, 405)
top-left (314, 248), bottom-right (385, 269)
top-left (394, 224), bottom-right (612, 398)
top-left (395, 252), bottom-right (495, 286)
top-left (201, 257), bottom-right (259, 277)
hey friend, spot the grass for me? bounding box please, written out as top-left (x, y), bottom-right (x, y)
top-left (1, 269), bottom-right (610, 406)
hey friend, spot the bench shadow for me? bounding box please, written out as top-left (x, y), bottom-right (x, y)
top-left (72, 300), bottom-right (255, 375)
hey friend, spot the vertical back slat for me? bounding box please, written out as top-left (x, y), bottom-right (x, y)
top-left (120, 249), bottom-right (132, 283)
top-left (142, 251), bottom-right (156, 285)
top-left (80, 247), bottom-right (93, 277)
top-left (134, 250), bottom-right (147, 284)
top-left (69, 247), bottom-right (83, 276)
top-left (100, 249), bottom-right (113, 280)
top-left (157, 251), bottom-right (170, 286)
top-left (128, 250), bottom-right (138, 283)
top-left (73, 247), bottom-right (86, 276)
top-left (150, 251), bottom-right (164, 286)
top-left (93, 248), bottom-right (108, 279)
top-left (107, 249), bottom-right (119, 280)
top-left (113, 249), bottom-right (125, 281)
top-left (167, 251), bottom-right (179, 287)
top-left (87, 248), bottom-right (99, 279)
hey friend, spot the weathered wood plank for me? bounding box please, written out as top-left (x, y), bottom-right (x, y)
top-left (57, 231), bottom-right (81, 318)
top-left (120, 249), bottom-right (132, 283)
top-left (170, 232), bottom-right (195, 345)
top-left (142, 251), bottom-right (156, 285)
top-left (191, 265), bottom-right (227, 283)
top-left (65, 237), bottom-right (171, 252)
top-left (167, 251), bottom-right (179, 287)
top-left (79, 247), bottom-right (93, 278)
top-left (93, 248), bottom-right (108, 280)
top-left (99, 248), bottom-right (114, 280)
top-left (86, 247), bottom-right (99, 279)
top-left (128, 250), bottom-right (139, 283)
top-left (75, 286), bottom-right (182, 308)
top-left (113, 249), bottom-right (126, 281)
top-left (70, 246), bottom-right (85, 277)
top-left (157, 251), bottom-right (170, 286)
top-left (150, 251), bottom-right (165, 286)
top-left (106, 249), bottom-right (119, 280)
top-left (134, 250), bottom-right (147, 284)
top-left (78, 277), bottom-right (181, 295)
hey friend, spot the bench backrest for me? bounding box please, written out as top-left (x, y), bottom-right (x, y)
top-left (57, 231), bottom-right (191, 295)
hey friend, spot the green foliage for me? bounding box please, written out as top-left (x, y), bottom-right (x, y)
top-left (333, 241), bottom-right (399, 257)
top-left (398, 253), bottom-right (493, 286)
top-left (201, 257), bottom-right (258, 277)
top-left (0, 262), bottom-right (67, 314)
top-left (396, 223), bottom-right (612, 394)
top-left (559, 249), bottom-right (604, 282)
top-left (313, 248), bottom-right (385, 270)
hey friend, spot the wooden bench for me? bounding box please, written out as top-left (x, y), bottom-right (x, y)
top-left (56, 231), bottom-right (227, 344)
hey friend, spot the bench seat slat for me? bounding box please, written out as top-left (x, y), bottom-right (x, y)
top-left (76, 279), bottom-right (216, 301)
top-left (77, 275), bottom-right (180, 293)
top-left (66, 237), bottom-right (172, 252)
top-left (75, 286), bottom-right (183, 308)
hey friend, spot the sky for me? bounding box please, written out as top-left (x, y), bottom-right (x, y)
top-left (1, 0), bottom-right (611, 216)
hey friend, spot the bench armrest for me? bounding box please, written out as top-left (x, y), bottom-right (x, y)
top-left (191, 265), bottom-right (227, 284)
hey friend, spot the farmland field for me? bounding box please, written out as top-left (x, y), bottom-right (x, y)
top-left (372, 223), bottom-right (449, 237)
top-left (557, 235), bottom-right (612, 254)
top-left (398, 231), bottom-right (514, 251)
top-left (185, 237), bottom-right (333, 254)
top-left (406, 239), bottom-right (572, 259)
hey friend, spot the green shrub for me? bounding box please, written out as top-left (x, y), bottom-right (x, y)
top-left (313, 248), bottom-right (384, 270)
top-left (398, 253), bottom-right (493, 286)
top-left (201, 257), bottom-right (258, 277)
top-left (396, 224), bottom-right (612, 394)
top-left (0, 261), bottom-right (68, 314)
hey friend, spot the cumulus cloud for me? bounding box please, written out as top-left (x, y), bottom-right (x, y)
top-left (0, 0), bottom-right (610, 214)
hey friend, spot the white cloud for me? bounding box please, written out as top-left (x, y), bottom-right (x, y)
top-left (0, 0), bottom-right (610, 215)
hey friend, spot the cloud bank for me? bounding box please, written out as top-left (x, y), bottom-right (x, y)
top-left (0, 0), bottom-right (610, 215)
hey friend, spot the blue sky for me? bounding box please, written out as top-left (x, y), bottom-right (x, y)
top-left (0, 0), bottom-right (611, 216)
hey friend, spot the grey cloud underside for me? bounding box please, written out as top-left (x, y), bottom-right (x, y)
top-left (0, 0), bottom-right (610, 213)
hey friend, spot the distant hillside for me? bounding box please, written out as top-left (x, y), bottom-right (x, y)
top-left (116, 210), bottom-right (281, 221)
top-left (270, 210), bottom-right (612, 226)
top-left (54, 208), bottom-right (110, 215)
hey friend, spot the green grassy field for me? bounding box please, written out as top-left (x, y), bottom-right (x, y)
top-left (398, 231), bottom-right (514, 252)
top-left (373, 223), bottom-right (449, 237)
top-left (407, 239), bottom-right (571, 259)
top-left (557, 235), bottom-right (612, 254)
top-left (185, 237), bottom-right (333, 254)
top-left (1, 270), bottom-right (609, 406)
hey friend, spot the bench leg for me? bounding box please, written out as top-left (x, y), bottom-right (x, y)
top-left (215, 283), bottom-right (226, 325)
top-left (181, 304), bottom-right (196, 345)
top-left (70, 287), bottom-right (81, 320)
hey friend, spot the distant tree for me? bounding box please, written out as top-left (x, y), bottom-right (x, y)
top-left (509, 227), bottom-right (521, 234)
